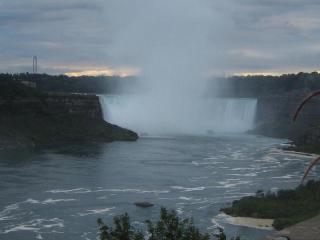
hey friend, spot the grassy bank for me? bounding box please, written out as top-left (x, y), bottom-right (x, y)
top-left (221, 180), bottom-right (320, 230)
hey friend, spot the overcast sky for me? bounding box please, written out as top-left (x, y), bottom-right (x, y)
top-left (1, 0), bottom-right (320, 76)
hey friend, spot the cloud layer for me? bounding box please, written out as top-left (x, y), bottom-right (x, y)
top-left (1, 0), bottom-right (319, 75)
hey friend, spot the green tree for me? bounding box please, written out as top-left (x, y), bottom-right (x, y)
top-left (97, 208), bottom-right (241, 240)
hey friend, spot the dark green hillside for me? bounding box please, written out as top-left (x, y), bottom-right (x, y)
top-left (221, 180), bottom-right (320, 230)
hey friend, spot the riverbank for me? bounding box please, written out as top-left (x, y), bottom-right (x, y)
top-left (250, 122), bottom-right (320, 155)
top-left (221, 180), bottom-right (320, 231)
top-left (214, 213), bottom-right (274, 230)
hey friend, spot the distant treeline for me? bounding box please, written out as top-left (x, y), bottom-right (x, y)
top-left (212, 72), bottom-right (320, 98)
top-left (0, 73), bottom-right (138, 94)
top-left (0, 74), bottom-right (43, 99)
top-left (2, 72), bottom-right (320, 97)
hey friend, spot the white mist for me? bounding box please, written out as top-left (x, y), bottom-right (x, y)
top-left (100, 0), bottom-right (257, 136)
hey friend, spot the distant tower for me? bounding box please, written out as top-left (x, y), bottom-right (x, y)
top-left (33, 56), bottom-right (37, 74)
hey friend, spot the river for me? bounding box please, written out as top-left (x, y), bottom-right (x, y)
top-left (0, 134), bottom-right (317, 240)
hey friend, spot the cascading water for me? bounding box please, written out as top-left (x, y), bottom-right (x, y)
top-left (99, 95), bottom-right (257, 136)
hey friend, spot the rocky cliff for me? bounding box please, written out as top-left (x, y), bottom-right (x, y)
top-left (0, 93), bottom-right (138, 150)
top-left (253, 93), bottom-right (320, 152)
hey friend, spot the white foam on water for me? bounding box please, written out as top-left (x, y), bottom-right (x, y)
top-left (190, 176), bottom-right (209, 181)
top-left (42, 198), bottom-right (77, 204)
top-left (171, 186), bottom-right (206, 192)
top-left (191, 199), bottom-right (209, 205)
top-left (217, 180), bottom-right (252, 188)
top-left (191, 161), bottom-right (200, 166)
top-left (24, 198), bottom-right (77, 205)
top-left (3, 218), bottom-right (64, 234)
top-left (95, 188), bottom-right (169, 194)
top-left (47, 187), bottom-right (170, 196)
top-left (25, 199), bottom-right (40, 204)
top-left (78, 207), bottom-right (115, 217)
top-left (0, 197), bottom-right (76, 227)
top-left (81, 232), bottom-right (91, 240)
top-left (0, 216), bottom-right (17, 221)
top-left (3, 225), bottom-right (40, 234)
top-left (176, 208), bottom-right (184, 215)
top-left (46, 188), bottom-right (91, 194)
top-left (0, 203), bottom-right (19, 215)
top-left (0, 203), bottom-right (20, 222)
top-left (178, 196), bottom-right (195, 201)
top-left (230, 167), bottom-right (255, 171)
top-left (271, 175), bottom-right (295, 179)
top-left (192, 161), bottom-right (224, 166)
top-left (36, 233), bottom-right (43, 239)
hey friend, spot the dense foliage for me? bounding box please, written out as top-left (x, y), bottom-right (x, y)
top-left (3, 71), bottom-right (320, 97)
top-left (222, 180), bottom-right (320, 230)
top-left (0, 74), bottom-right (43, 99)
top-left (212, 72), bottom-right (320, 98)
top-left (0, 74), bottom-right (138, 149)
top-left (97, 208), bottom-right (241, 240)
top-left (0, 73), bottom-right (137, 94)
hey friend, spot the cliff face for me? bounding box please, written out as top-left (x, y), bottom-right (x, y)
top-left (0, 94), bottom-right (102, 117)
top-left (0, 94), bottom-right (138, 150)
top-left (253, 93), bottom-right (320, 152)
top-left (256, 93), bottom-right (320, 124)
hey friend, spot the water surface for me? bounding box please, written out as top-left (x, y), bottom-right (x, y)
top-left (0, 135), bottom-right (317, 240)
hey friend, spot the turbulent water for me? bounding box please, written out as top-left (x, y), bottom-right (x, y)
top-left (99, 95), bottom-right (257, 135)
top-left (0, 135), bottom-right (318, 240)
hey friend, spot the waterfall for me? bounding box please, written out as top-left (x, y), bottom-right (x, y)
top-left (99, 95), bottom-right (257, 136)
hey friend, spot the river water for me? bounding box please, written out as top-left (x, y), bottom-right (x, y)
top-left (0, 134), bottom-right (318, 240)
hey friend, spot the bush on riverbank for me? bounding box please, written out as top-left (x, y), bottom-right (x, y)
top-left (221, 180), bottom-right (320, 230)
top-left (97, 207), bottom-right (242, 240)
top-left (98, 208), bottom-right (210, 240)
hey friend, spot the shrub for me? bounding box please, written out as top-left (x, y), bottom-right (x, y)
top-left (221, 180), bottom-right (320, 230)
top-left (97, 207), bottom-right (241, 240)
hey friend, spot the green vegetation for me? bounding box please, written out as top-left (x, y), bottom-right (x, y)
top-left (97, 208), bottom-right (242, 240)
top-left (212, 71), bottom-right (320, 98)
top-left (0, 73), bottom-right (137, 94)
top-left (0, 74), bottom-right (43, 99)
top-left (0, 74), bottom-right (138, 150)
top-left (221, 180), bottom-right (320, 230)
top-left (4, 71), bottom-right (320, 97)
top-left (286, 143), bottom-right (320, 155)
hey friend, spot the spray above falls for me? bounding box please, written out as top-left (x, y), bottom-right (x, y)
top-left (101, 0), bottom-right (256, 135)
top-left (99, 95), bottom-right (257, 135)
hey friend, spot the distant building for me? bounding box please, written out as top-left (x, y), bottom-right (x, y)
top-left (21, 80), bottom-right (37, 88)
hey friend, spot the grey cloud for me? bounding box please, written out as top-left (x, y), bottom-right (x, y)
top-left (0, 0), bottom-right (319, 74)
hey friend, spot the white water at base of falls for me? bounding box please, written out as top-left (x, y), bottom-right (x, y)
top-left (99, 95), bottom-right (257, 136)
